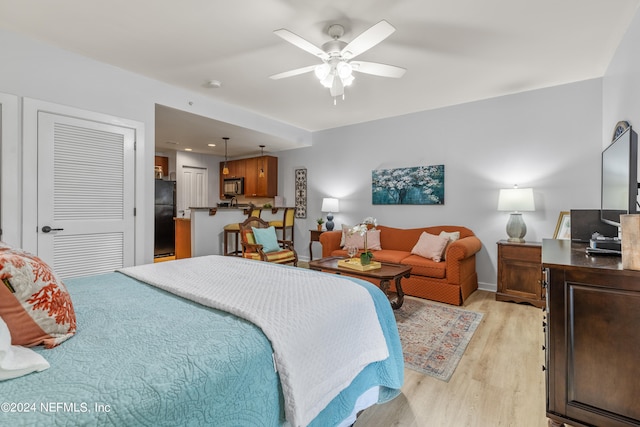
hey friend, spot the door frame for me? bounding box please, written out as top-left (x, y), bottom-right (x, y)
top-left (0, 93), bottom-right (20, 247)
top-left (22, 98), bottom-right (145, 265)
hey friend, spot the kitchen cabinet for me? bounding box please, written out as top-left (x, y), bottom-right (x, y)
top-left (224, 159), bottom-right (245, 179)
top-left (155, 155), bottom-right (169, 177)
top-left (219, 155), bottom-right (278, 198)
top-left (219, 159), bottom-right (245, 197)
top-left (245, 156), bottom-right (277, 197)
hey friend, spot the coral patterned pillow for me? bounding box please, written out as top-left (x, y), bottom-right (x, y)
top-left (0, 245), bottom-right (76, 348)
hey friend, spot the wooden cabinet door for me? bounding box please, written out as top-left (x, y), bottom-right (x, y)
top-left (547, 266), bottom-right (640, 426)
top-left (259, 156), bottom-right (278, 197)
top-left (496, 241), bottom-right (544, 308)
top-left (244, 157), bottom-right (259, 196)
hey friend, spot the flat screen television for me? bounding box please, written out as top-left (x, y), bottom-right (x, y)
top-left (601, 126), bottom-right (639, 227)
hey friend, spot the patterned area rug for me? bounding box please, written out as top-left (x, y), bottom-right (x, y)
top-left (395, 297), bottom-right (483, 382)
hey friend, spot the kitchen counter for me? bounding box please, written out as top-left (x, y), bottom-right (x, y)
top-left (189, 208), bottom-right (247, 257)
top-left (188, 206), bottom-right (296, 257)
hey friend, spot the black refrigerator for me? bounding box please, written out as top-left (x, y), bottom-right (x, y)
top-left (154, 180), bottom-right (176, 257)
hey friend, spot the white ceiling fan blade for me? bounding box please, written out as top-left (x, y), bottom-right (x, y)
top-left (269, 65), bottom-right (317, 80)
top-left (274, 29), bottom-right (329, 60)
top-left (341, 20), bottom-right (396, 60)
top-left (350, 61), bottom-right (406, 78)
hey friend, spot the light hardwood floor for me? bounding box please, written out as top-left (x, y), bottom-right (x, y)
top-left (355, 290), bottom-right (548, 427)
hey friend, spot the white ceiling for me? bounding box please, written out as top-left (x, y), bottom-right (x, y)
top-left (2, 0), bottom-right (639, 156)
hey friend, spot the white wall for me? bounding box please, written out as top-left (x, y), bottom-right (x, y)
top-left (603, 7), bottom-right (640, 145)
top-left (0, 29), bottom-right (311, 264)
top-left (3, 19), bottom-right (637, 289)
top-left (279, 79), bottom-right (603, 289)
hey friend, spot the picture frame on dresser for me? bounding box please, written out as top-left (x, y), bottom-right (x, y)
top-left (553, 211), bottom-right (571, 239)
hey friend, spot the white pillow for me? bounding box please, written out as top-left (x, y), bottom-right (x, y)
top-left (343, 229), bottom-right (382, 251)
top-left (340, 224), bottom-right (352, 247)
top-left (411, 232), bottom-right (449, 262)
top-left (0, 317), bottom-right (50, 381)
top-left (439, 231), bottom-right (461, 260)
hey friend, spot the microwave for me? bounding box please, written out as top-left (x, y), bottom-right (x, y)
top-left (223, 177), bottom-right (244, 195)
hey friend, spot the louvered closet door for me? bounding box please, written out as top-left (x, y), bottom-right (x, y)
top-left (37, 113), bottom-right (135, 279)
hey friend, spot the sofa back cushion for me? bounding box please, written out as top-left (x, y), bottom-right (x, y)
top-left (377, 225), bottom-right (475, 252)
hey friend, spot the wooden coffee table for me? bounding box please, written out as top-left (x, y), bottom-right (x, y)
top-left (308, 256), bottom-right (411, 309)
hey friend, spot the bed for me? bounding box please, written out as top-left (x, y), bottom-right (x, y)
top-left (0, 255), bottom-right (404, 427)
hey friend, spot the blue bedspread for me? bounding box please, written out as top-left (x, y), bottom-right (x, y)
top-left (0, 271), bottom-right (403, 426)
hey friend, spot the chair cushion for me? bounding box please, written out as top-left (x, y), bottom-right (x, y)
top-left (251, 226), bottom-right (280, 253)
top-left (243, 250), bottom-right (295, 263)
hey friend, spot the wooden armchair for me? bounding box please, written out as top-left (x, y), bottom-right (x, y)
top-left (239, 217), bottom-right (298, 266)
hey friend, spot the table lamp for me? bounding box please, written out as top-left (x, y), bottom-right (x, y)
top-left (321, 198), bottom-right (339, 231)
top-left (498, 186), bottom-right (535, 243)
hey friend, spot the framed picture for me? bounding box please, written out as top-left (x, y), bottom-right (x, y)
top-left (372, 164), bottom-right (445, 205)
top-left (553, 211), bottom-right (571, 239)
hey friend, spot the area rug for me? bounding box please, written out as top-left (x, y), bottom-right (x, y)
top-left (394, 297), bottom-right (483, 382)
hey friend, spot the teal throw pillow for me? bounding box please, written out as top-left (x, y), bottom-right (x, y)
top-left (251, 226), bottom-right (281, 253)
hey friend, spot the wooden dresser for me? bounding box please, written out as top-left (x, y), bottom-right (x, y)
top-left (496, 240), bottom-right (544, 308)
top-left (542, 239), bottom-right (640, 427)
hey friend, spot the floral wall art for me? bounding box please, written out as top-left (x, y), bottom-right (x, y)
top-left (372, 165), bottom-right (445, 205)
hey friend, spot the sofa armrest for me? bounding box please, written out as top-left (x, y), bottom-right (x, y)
top-left (446, 235), bottom-right (482, 261)
top-left (444, 236), bottom-right (482, 285)
top-left (319, 230), bottom-right (343, 257)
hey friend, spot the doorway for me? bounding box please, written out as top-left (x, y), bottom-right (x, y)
top-left (23, 98), bottom-right (142, 279)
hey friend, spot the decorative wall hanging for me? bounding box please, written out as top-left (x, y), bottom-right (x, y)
top-left (372, 165), bottom-right (445, 205)
top-left (294, 168), bottom-right (307, 218)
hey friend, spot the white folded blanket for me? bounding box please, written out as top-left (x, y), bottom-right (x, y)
top-left (0, 317), bottom-right (50, 381)
top-left (119, 256), bottom-right (389, 427)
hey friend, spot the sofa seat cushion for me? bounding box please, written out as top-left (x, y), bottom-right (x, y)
top-left (370, 250), bottom-right (410, 264)
top-left (329, 249), bottom-right (410, 264)
top-left (400, 254), bottom-right (447, 279)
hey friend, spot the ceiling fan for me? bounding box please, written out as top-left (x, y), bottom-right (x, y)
top-left (270, 20), bottom-right (406, 102)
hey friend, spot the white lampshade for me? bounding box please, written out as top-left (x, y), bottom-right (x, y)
top-left (497, 187), bottom-right (535, 212)
top-left (321, 198), bottom-right (340, 213)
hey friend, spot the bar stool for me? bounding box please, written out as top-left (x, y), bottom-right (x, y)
top-left (269, 207), bottom-right (295, 245)
top-left (223, 207), bottom-right (261, 256)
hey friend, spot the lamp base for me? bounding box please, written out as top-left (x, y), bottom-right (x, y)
top-left (326, 213), bottom-right (335, 231)
top-left (506, 213), bottom-right (527, 243)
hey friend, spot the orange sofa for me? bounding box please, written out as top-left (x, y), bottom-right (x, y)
top-left (319, 225), bottom-right (482, 306)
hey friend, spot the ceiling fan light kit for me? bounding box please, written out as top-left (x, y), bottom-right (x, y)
top-left (271, 20), bottom-right (406, 103)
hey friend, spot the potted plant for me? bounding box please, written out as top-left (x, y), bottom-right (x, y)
top-left (316, 217), bottom-right (325, 231)
top-left (351, 217), bottom-right (377, 265)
